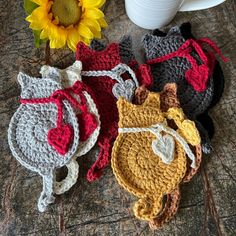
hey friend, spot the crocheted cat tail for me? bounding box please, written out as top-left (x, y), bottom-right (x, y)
top-left (40, 61), bottom-right (101, 194)
top-left (8, 71), bottom-right (79, 212)
top-left (76, 38), bottom-right (144, 181)
top-left (143, 25), bottom-right (227, 153)
top-left (111, 91), bottom-right (201, 223)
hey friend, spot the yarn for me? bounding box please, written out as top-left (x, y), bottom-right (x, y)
top-left (40, 61), bottom-right (101, 194)
top-left (8, 71), bottom-right (79, 211)
top-left (111, 91), bottom-right (201, 222)
top-left (143, 25), bottom-right (227, 153)
top-left (76, 37), bottom-right (147, 181)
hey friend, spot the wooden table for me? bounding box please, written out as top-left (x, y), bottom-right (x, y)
top-left (0, 0), bottom-right (235, 235)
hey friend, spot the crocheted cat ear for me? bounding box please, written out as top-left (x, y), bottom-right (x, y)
top-left (62, 61), bottom-right (83, 87)
top-left (142, 34), bottom-right (156, 51)
top-left (119, 35), bottom-right (135, 64)
top-left (17, 72), bottom-right (31, 88)
top-left (166, 26), bottom-right (182, 36)
top-left (179, 22), bottom-right (193, 39)
top-left (90, 39), bottom-right (106, 51)
top-left (40, 65), bottom-right (61, 81)
top-left (160, 83), bottom-right (180, 111)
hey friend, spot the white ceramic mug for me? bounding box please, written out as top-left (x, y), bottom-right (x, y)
top-left (125, 0), bottom-right (226, 29)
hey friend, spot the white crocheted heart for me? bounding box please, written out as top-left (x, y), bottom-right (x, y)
top-left (152, 134), bottom-right (175, 164)
top-left (112, 79), bottom-right (135, 101)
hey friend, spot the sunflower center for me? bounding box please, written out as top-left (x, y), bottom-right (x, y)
top-left (51, 0), bottom-right (81, 27)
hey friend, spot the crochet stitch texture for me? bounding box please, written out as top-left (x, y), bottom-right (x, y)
top-left (143, 26), bottom-right (227, 153)
top-left (40, 61), bottom-right (101, 194)
top-left (76, 37), bottom-right (148, 181)
top-left (111, 89), bottom-right (201, 222)
top-left (134, 84), bottom-right (202, 228)
top-left (8, 71), bottom-right (79, 211)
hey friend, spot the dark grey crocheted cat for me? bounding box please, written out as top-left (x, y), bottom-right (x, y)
top-left (142, 27), bottom-right (215, 153)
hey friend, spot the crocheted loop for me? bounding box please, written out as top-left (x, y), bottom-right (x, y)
top-left (133, 196), bottom-right (163, 221)
top-left (54, 158), bottom-right (79, 195)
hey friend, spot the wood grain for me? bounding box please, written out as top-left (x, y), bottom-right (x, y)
top-left (0, 0), bottom-right (235, 235)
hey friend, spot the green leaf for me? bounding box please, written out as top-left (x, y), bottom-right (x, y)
top-left (24, 0), bottom-right (39, 15)
top-left (33, 30), bottom-right (43, 48)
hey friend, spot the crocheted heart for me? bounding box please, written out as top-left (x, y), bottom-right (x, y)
top-left (48, 124), bottom-right (74, 155)
top-left (77, 112), bottom-right (98, 142)
top-left (185, 64), bottom-right (209, 92)
top-left (112, 79), bottom-right (135, 101)
top-left (178, 120), bottom-right (200, 146)
top-left (152, 134), bottom-right (175, 164)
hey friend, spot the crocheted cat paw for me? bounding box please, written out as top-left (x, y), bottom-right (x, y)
top-left (76, 39), bottom-right (144, 181)
top-left (40, 61), bottom-right (100, 194)
top-left (8, 71), bottom-right (79, 212)
top-left (111, 91), bottom-right (201, 222)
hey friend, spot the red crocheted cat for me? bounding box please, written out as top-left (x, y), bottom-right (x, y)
top-left (76, 37), bottom-right (152, 181)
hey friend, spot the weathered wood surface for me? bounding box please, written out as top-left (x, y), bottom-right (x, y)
top-left (0, 0), bottom-right (236, 235)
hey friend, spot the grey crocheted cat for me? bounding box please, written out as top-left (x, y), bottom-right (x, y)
top-left (8, 70), bottom-right (79, 212)
top-left (142, 26), bottom-right (214, 153)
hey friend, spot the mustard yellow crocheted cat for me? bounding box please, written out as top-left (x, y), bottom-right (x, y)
top-left (112, 92), bottom-right (200, 221)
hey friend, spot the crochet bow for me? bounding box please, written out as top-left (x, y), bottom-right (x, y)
top-left (147, 38), bottom-right (228, 92)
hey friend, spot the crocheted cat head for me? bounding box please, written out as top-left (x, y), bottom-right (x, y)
top-left (90, 35), bottom-right (135, 65)
top-left (142, 26), bottom-right (214, 118)
top-left (112, 91), bottom-right (200, 222)
top-left (8, 71), bottom-right (79, 211)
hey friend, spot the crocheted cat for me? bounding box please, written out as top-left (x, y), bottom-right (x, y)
top-left (112, 89), bottom-right (201, 222)
top-left (8, 71), bottom-right (79, 211)
top-left (40, 61), bottom-right (100, 194)
top-left (143, 26), bottom-right (227, 153)
top-left (76, 36), bottom-right (151, 181)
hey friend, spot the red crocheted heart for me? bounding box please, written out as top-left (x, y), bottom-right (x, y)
top-left (185, 64), bottom-right (209, 92)
top-left (48, 124), bottom-right (74, 155)
top-left (77, 112), bottom-right (98, 142)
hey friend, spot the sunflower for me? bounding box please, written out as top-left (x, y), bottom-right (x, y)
top-left (25, 0), bottom-right (107, 51)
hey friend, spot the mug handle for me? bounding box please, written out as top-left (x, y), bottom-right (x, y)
top-left (179, 0), bottom-right (226, 11)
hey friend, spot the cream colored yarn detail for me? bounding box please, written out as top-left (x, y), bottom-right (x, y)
top-left (40, 61), bottom-right (100, 195)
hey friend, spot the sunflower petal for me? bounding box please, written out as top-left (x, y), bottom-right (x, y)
top-left (84, 8), bottom-right (104, 19)
top-left (67, 29), bottom-right (81, 51)
top-left (48, 26), bottom-right (67, 48)
top-left (40, 28), bottom-right (49, 39)
top-left (31, 0), bottom-right (45, 5)
top-left (97, 17), bottom-right (108, 28)
top-left (78, 23), bottom-right (94, 39)
top-left (81, 0), bottom-right (105, 8)
top-left (81, 18), bottom-right (101, 32)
